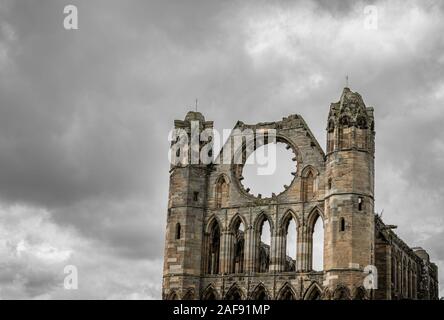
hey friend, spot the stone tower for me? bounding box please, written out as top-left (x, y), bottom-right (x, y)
top-left (162, 111), bottom-right (213, 300)
top-left (323, 87), bottom-right (376, 299)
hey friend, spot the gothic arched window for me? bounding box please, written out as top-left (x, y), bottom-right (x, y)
top-left (327, 120), bottom-right (335, 153)
top-left (255, 215), bottom-right (271, 273)
top-left (250, 284), bottom-right (268, 300)
top-left (302, 168), bottom-right (316, 202)
top-left (206, 219), bottom-right (221, 275)
top-left (278, 284), bottom-right (296, 300)
top-left (339, 116), bottom-right (351, 149)
top-left (307, 208), bottom-right (324, 271)
top-left (225, 285), bottom-right (243, 300)
top-left (230, 216), bottom-right (245, 274)
top-left (215, 176), bottom-right (229, 208)
top-left (281, 211), bottom-right (297, 272)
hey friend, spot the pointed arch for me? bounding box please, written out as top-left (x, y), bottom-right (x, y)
top-left (301, 165), bottom-right (319, 178)
top-left (303, 282), bottom-right (322, 300)
top-left (201, 284), bottom-right (220, 300)
top-left (167, 290), bottom-right (179, 300)
top-left (301, 166), bottom-right (318, 202)
top-left (215, 174), bottom-right (230, 208)
top-left (279, 209), bottom-right (300, 235)
top-left (333, 285), bottom-right (351, 300)
top-left (225, 283), bottom-right (244, 300)
top-left (307, 206), bottom-right (324, 231)
top-left (254, 212), bottom-right (273, 273)
top-left (215, 173), bottom-right (230, 187)
top-left (277, 283), bottom-right (297, 300)
top-left (228, 213), bottom-right (247, 232)
top-left (205, 214), bottom-right (222, 234)
top-left (254, 211), bottom-right (274, 232)
top-left (353, 286), bottom-right (368, 300)
top-left (249, 283), bottom-right (270, 300)
top-left (182, 288), bottom-right (195, 300)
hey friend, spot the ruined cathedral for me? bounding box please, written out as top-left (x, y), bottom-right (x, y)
top-left (162, 88), bottom-right (439, 300)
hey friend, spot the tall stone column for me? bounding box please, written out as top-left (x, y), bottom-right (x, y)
top-left (244, 225), bottom-right (256, 273)
top-left (297, 225), bottom-right (309, 271)
top-left (306, 228), bottom-right (314, 271)
top-left (220, 230), bottom-right (234, 274)
top-left (278, 233), bottom-right (286, 272)
top-left (269, 230), bottom-right (277, 272)
top-left (270, 231), bottom-right (285, 272)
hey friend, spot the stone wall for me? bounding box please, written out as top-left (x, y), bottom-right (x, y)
top-left (162, 88), bottom-right (438, 300)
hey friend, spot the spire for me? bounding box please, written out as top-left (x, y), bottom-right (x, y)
top-left (339, 87), bottom-right (366, 113)
top-left (184, 99), bottom-right (205, 122)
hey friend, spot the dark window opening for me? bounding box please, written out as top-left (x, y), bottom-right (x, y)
top-left (175, 223), bottom-right (181, 240)
top-left (193, 191), bottom-right (199, 202)
top-left (328, 178), bottom-right (332, 190)
top-left (216, 176), bottom-right (229, 208)
top-left (340, 218), bottom-right (345, 232)
top-left (207, 222), bottom-right (221, 274)
top-left (358, 197), bottom-right (363, 211)
top-left (302, 171), bottom-right (315, 201)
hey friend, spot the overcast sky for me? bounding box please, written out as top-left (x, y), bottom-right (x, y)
top-left (0, 0), bottom-right (444, 299)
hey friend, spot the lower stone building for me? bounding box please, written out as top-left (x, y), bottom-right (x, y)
top-left (162, 88), bottom-right (439, 300)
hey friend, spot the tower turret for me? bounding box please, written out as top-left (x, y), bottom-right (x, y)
top-left (323, 88), bottom-right (376, 299)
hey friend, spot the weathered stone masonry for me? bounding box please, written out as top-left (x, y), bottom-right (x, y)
top-left (162, 88), bottom-right (439, 300)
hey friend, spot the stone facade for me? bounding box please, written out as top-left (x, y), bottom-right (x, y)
top-left (162, 88), bottom-right (439, 300)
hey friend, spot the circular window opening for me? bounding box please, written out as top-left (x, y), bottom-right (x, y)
top-left (241, 142), bottom-right (297, 198)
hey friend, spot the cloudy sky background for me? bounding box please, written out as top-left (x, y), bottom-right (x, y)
top-left (1, 0), bottom-right (444, 299)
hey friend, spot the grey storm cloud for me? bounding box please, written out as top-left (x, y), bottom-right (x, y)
top-left (0, 0), bottom-right (444, 299)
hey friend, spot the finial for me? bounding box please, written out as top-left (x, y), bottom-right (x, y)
top-left (345, 75), bottom-right (349, 88)
top-left (195, 98), bottom-right (198, 112)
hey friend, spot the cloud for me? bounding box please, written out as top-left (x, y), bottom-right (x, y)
top-left (0, 204), bottom-right (74, 298)
top-left (0, 204), bottom-right (162, 299)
